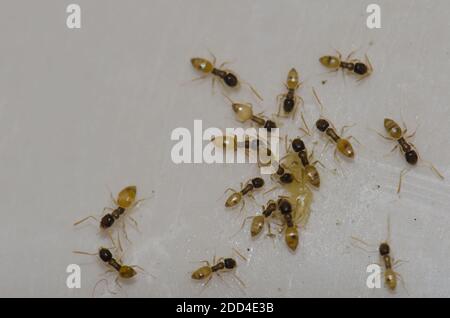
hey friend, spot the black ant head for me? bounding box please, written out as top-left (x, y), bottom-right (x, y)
top-left (276, 165), bottom-right (285, 176)
top-left (316, 119), bottom-right (329, 132)
top-left (100, 214), bottom-right (115, 229)
top-left (354, 62), bottom-right (368, 75)
top-left (291, 138), bottom-right (305, 152)
top-left (280, 173), bottom-right (293, 184)
top-left (264, 120), bottom-right (277, 132)
top-left (379, 243), bottom-right (390, 256)
top-left (99, 248), bottom-right (113, 262)
top-left (224, 73), bottom-right (238, 87)
top-left (405, 150), bottom-right (418, 165)
top-left (278, 199), bottom-right (292, 215)
top-left (251, 177), bottom-right (264, 188)
top-left (283, 98), bottom-right (295, 113)
top-left (224, 258), bottom-right (237, 269)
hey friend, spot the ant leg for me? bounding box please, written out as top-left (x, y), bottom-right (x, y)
top-left (263, 185), bottom-right (280, 195)
top-left (414, 149), bottom-right (444, 180)
top-left (350, 236), bottom-right (377, 253)
top-left (242, 80), bottom-right (263, 101)
top-left (276, 94), bottom-right (287, 117)
top-left (73, 250), bottom-right (98, 256)
top-left (312, 88), bottom-right (325, 114)
top-left (114, 276), bottom-right (122, 290)
top-left (92, 278), bottom-right (117, 298)
top-left (266, 222), bottom-right (276, 238)
top-left (396, 272), bottom-right (409, 295)
top-left (222, 188), bottom-right (238, 201)
top-left (207, 49), bottom-right (217, 66)
top-left (232, 272), bottom-right (246, 289)
top-left (107, 189), bottom-right (118, 206)
top-left (392, 259), bottom-right (409, 269)
top-left (373, 129), bottom-right (395, 141)
top-left (397, 168), bottom-right (411, 194)
top-left (190, 74), bottom-right (209, 82)
top-left (322, 139), bottom-right (331, 154)
top-left (231, 216), bottom-right (254, 238)
top-left (201, 275), bottom-right (213, 290)
top-left (347, 135), bottom-right (362, 145)
top-left (333, 147), bottom-right (341, 164)
top-left (239, 198), bottom-right (246, 214)
top-left (73, 215), bottom-right (98, 226)
top-left (232, 248), bottom-right (247, 261)
top-left (340, 124), bottom-right (355, 136)
top-left (384, 144), bottom-right (399, 157)
top-left (299, 111), bottom-right (311, 136)
top-left (127, 216), bottom-right (140, 233)
top-left (121, 221), bottom-right (131, 244)
top-left (215, 272), bottom-right (230, 288)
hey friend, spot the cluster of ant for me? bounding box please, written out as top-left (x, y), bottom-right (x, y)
top-left (73, 186), bottom-right (149, 296)
top-left (189, 50), bottom-right (444, 293)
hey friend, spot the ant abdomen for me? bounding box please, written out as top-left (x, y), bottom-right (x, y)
top-left (305, 165), bottom-right (320, 187)
top-left (191, 266), bottom-right (212, 280)
top-left (251, 215), bottom-right (265, 237)
top-left (337, 139), bottom-right (355, 158)
top-left (119, 266), bottom-right (137, 278)
top-left (285, 226), bottom-right (299, 251)
top-left (319, 56), bottom-right (340, 69)
top-left (225, 193), bottom-right (242, 208)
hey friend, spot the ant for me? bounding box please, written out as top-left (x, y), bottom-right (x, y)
top-left (223, 95), bottom-right (277, 131)
top-left (190, 52), bottom-right (262, 101)
top-left (319, 50), bottom-right (373, 81)
top-left (274, 192), bottom-right (313, 252)
top-left (266, 162), bottom-right (306, 199)
top-left (224, 177), bottom-right (265, 212)
top-left (352, 217), bottom-right (406, 292)
top-left (312, 88), bottom-right (357, 160)
top-left (277, 68), bottom-right (304, 119)
top-left (277, 197), bottom-right (301, 251)
top-left (191, 248), bottom-right (247, 289)
top-left (74, 186), bottom-right (146, 242)
top-left (73, 245), bottom-right (144, 296)
top-left (211, 134), bottom-right (274, 167)
top-left (235, 199), bottom-right (278, 238)
top-left (249, 200), bottom-right (278, 237)
top-left (377, 118), bottom-right (444, 193)
top-left (290, 137), bottom-right (321, 188)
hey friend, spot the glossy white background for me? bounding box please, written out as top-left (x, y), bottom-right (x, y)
top-left (0, 0), bottom-right (449, 297)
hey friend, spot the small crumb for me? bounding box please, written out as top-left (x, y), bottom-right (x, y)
top-left (321, 80), bottom-right (327, 85)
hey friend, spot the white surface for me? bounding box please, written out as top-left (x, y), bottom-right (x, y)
top-left (0, 0), bottom-right (449, 297)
